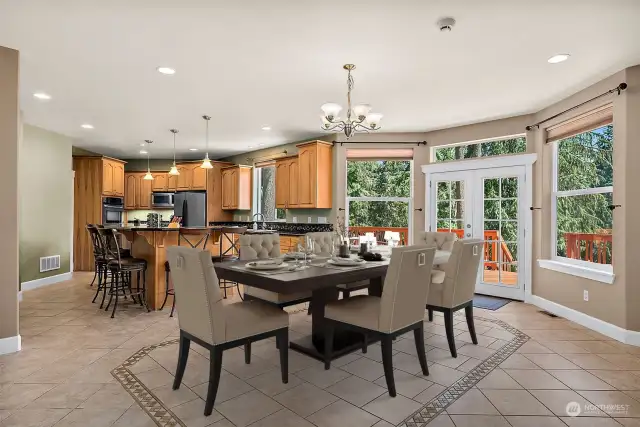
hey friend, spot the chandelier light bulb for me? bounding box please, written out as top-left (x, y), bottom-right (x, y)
top-left (366, 112), bottom-right (383, 128)
top-left (352, 104), bottom-right (372, 121)
top-left (321, 103), bottom-right (342, 121)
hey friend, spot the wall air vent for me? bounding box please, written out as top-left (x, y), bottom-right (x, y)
top-left (40, 255), bottom-right (61, 272)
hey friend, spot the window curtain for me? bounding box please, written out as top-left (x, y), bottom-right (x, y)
top-left (346, 148), bottom-right (414, 160)
top-left (546, 104), bottom-right (613, 143)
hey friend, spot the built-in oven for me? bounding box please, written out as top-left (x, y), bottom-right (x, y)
top-left (102, 197), bottom-right (124, 225)
top-left (152, 192), bottom-right (175, 208)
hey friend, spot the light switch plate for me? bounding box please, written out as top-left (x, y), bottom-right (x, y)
top-left (308, 217), bottom-right (312, 223)
top-left (318, 217), bottom-right (327, 224)
top-left (292, 217), bottom-right (297, 223)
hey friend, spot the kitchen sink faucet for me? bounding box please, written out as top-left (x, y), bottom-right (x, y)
top-left (252, 213), bottom-right (266, 230)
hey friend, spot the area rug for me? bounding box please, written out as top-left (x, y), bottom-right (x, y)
top-left (473, 294), bottom-right (512, 311)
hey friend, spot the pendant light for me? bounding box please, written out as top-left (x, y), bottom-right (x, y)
top-left (200, 115), bottom-right (213, 169)
top-left (168, 129), bottom-right (180, 175)
top-left (143, 140), bottom-right (154, 180)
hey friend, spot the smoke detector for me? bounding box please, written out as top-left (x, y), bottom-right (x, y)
top-left (437, 17), bottom-right (456, 32)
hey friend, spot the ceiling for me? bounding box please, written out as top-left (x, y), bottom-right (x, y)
top-left (1, 0), bottom-right (639, 160)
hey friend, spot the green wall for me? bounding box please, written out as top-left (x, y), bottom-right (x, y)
top-left (19, 125), bottom-right (72, 283)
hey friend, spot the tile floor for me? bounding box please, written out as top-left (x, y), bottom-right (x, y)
top-left (3, 273), bottom-right (640, 426)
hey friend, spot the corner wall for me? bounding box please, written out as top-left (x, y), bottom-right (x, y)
top-left (19, 125), bottom-right (73, 284)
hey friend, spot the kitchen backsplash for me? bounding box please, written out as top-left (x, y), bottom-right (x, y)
top-left (232, 208), bottom-right (333, 224)
top-left (125, 209), bottom-right (173, 222)
top-left (210, 221), bottom-right (333, 235)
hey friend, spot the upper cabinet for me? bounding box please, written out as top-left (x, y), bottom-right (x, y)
top-left (102, 158), bottom-right (125, 197)
top-left (124, 174), bottom-right (137, 209)
top-left (175, 162), bottom-right (207, 191)
top-left (207, 162), bottom-right (234, 223)
top-left (124, 172), bottom-right (152, 209)
top-left (275, 156), bottom-right (299, 209)
top-left (152, 173), bottom-right (168, 191)
top-left (221, 165), bottom-right (252, 210)
top-left (296, 141), bottom-right (332, 208)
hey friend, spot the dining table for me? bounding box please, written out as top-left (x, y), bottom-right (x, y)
top-left (214, 249), bottom-right (451, 361)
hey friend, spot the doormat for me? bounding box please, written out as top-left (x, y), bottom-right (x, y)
top-left (473, 294), bottom-right (512, 311)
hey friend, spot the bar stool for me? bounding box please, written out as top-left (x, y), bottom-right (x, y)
top-left (211, 226), bottom-right (247, 299)
top-left (162, 229), bottom-right (212, 317)
top-left (87, 224), bottom-right (105, 288)
top-left (99, 228), bottom-right (150, 318)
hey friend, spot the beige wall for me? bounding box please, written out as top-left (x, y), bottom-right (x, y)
top-left (0, 46), bottom-right (20, 344)
top-left (19, 125), bottom-right (73, 284)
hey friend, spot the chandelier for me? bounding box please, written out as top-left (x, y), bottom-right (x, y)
top-left (320, 64), bottom-right (383, 139)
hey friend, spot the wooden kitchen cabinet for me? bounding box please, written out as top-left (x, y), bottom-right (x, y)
top-left (207, 162), bottom-right (234, 223)
top-left (174, 162), bottom-right (208, 191)
top-left (191, 164), bottom-right (207, 190)
top-left (167, 173), bottom-right (178, 191)
top-left (297, 141), bottom-right (332, 208)
top-left (176, 165), bottom-right (191, 190)
top-left (102, 158), bottom-right (126, 197)
top-left (152, 173), bottom-right (168, 191)
top-left (221, 165), bottom-right (252, 210)
top-left (124, 172), bottom-right (152, 209)
top-left (275, 156), bottom-right (299, 209)
top-left (124, 174), bottom-right (137, 209)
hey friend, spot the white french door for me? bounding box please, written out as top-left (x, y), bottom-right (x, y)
top-left (428, 165), bottom-right (528, 300)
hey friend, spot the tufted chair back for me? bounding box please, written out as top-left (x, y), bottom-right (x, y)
top-left (419, 231), bottom-right (457, 251)
top-left (239, 233), bottom-right (281, 260)
top-left (305, 232), bottom-right (334, 256)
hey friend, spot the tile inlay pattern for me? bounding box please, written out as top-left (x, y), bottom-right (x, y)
top-left (112, 314), bottom-right (528, 427)
top-left (399, 314), bottom-right (529, 426)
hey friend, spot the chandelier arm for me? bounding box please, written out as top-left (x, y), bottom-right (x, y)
top-left (322, 123), bottom-right (346, 132)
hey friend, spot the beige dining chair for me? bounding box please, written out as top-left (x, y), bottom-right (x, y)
top-left (166, 246), bottom-right (289, 416)
top-left (239, 233), bottom-right (312, 306)
top-left (426, 239), bottom-right (484, 358)
top-left (306, 231), bottom-right (369, 299)
top-left (419, 231), bottom-right (457, 251)
top-left (323, 246), bottom-right (436, 397)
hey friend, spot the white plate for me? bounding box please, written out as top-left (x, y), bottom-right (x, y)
top-left (328, 257), bottom-right (365, 266)
top-left (246, 261), bottom-right (288, 271)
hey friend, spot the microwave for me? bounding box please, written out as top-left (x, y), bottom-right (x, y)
top-left (152, 192), bottom-right (175, 208)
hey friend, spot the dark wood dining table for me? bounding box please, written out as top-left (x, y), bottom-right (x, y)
top-left (214, 258), bottom-right (389, 361)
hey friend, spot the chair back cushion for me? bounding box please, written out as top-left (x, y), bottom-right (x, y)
top-left (378, 246), bottom-right (436, 333)
top-left (419, 231), bottom-right (457, 251)
top-left (305, 232), bottom-right (333, 256)
top-left (166, 246), bottom-right (225, 345)
top-left (239, 233), bottom-right (281, 260)
top-left (440, 239), bottom-right (484, 307)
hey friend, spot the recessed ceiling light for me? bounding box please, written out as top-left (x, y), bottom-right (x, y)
top-left (548, 54), bottom-right (570, 64)
top-left (157, 67), bottom-right (176, 75)
top-left (189, 148), bottom-right (198, 151)
top-left (261, 126), bottom-right (271, 131)
top-left (80, 124), bottom-right (94, 129)
top-left (248, 146), bottom-right (254, 149)
top-left (33, 92), bottom-right (51, 100)
top-left (140, 143), bottom-right (146, 147)
top-left (258, 144), bottom-right (265, 147)
top-left (140, 150), bottom-right (148, 154)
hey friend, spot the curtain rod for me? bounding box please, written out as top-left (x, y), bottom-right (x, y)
top-left (333, 140), bottom-right (427, 147)
top-left (525, 83), bottom-right (627, 131)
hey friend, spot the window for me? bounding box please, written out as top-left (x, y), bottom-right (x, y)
top-left (552, 124), bottom-right (613, 270)
top-left (346, 155), bottom-right (412, 245)
top-left (254, 165), bottom-right (285, 221)
top-left (434, 136), bottom-right (526, 162)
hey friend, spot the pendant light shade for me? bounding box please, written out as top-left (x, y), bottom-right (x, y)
top-left (200, 115), bottom-right (213, 169)
top-left (168, 129), bottom-right (180, 175)
top-left (144, 140), bottom-right (154, 180)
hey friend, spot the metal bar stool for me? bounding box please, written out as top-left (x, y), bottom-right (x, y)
top-left (88, 225), bottom-right (111, 306)
top-left (211, 226), bottom-right (247, 299)
top-left (162, 228), bottom-right (211, 317)
top-left (99, 228), bottom-right (150, 318)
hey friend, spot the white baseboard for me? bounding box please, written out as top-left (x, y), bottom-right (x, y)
top-left (20, 272), bottom-right (72, 293)
top-left (0, 335), bottom-right (21, 355)
top-left (528, 295), bottom-right (640, 346)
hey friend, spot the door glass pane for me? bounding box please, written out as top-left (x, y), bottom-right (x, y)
top-left (481, 176), bottom-right (519, 286)
top-left (435, 180), bottom-right (464, 237)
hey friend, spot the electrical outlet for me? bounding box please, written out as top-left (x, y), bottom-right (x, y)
top-left (308, 216), bottom-right (312, 223)
top-left (318, 217), bottom-right (327, 224)
top-left (292, 217), bottom-right (297, 223)
top-left (583, 290), bottom-right (589, 302)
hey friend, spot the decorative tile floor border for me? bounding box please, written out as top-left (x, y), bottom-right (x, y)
top-left (398, 314), bottom-right (529, 427)
top-left (112, 314), bottom-right (528, 427)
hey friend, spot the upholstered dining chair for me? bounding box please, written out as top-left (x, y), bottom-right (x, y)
top-left (426, 239), bottom-right (484, 358)
top-left (239, 233), bottom-right (312, 307)
top-left (166, 246), bottom-right (289, 416)
top-left (419, 231), bottom-right (457, 251)
top-left (323, 246), bottom-right (437, 397)
top-left (306, 231), bottom-right (369, 299)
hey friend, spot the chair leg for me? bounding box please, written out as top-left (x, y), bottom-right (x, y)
top-left (324, 321), bottom-right (335, 370)
top-left (160, 271), bottom-right (170, 310)
top-left (236, 283), bottom-right (244, 301)
top-left (443, 308), bottom-right (457, 358)
top-left (92, 269), bottom-right (103, 304)
top-left (380, 335), bottom-right (396, 397)
top-left (90, 266), bottom-right (98, 287)
top-left (307, 301), bottom-right (312, 315)
top-left (170, 295), bottom-right (176, 317)
top-left (343, 290), bottom-right (350, 299)
top-left (465, 305), bottom-right (478, 345)
top-left (111, 273), bottom-right (120, 319)
top-left (414, 323), bottom-right (429, 376)
top-left (204, 347), bottom-right (223, 417)
top-left (173, 332), bottom-right (190, 390)
top-left (428, 308), bottom-right (433, 322)
top-left (100, 270), bottom-right (110, 309)
top-left (244, 343), bottom-right (251, 364)
top-left (362, 334), bottom-right (368, 354)
top-left (277, 329), bottom-right (288, 384)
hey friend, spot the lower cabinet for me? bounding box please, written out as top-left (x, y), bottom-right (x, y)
top-left (279, 235), bottom-right (301, 253)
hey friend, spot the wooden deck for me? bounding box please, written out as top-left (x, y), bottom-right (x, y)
top-left (483, 269), bottom-right (517, 286)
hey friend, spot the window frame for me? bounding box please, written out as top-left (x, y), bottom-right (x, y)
top-left (344, 158), bottom-right (414, 245)
top-left (550, 129), bottom-right (613, 274)
top-left (252, 165), bottom-right (285, 222)
top-left (431, 133), bottom-right (527, 163)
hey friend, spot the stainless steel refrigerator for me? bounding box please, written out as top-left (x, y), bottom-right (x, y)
top-left (173, 191), bottom-right (207, 227)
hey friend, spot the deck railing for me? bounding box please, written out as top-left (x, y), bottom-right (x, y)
top-left (563, 232), bottom-right (612, 264)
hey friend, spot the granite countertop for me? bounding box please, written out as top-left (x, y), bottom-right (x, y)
top-left (108, 225), bottom-right (210, 232)
top-left (208, 221), bottom-right (333, 237)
